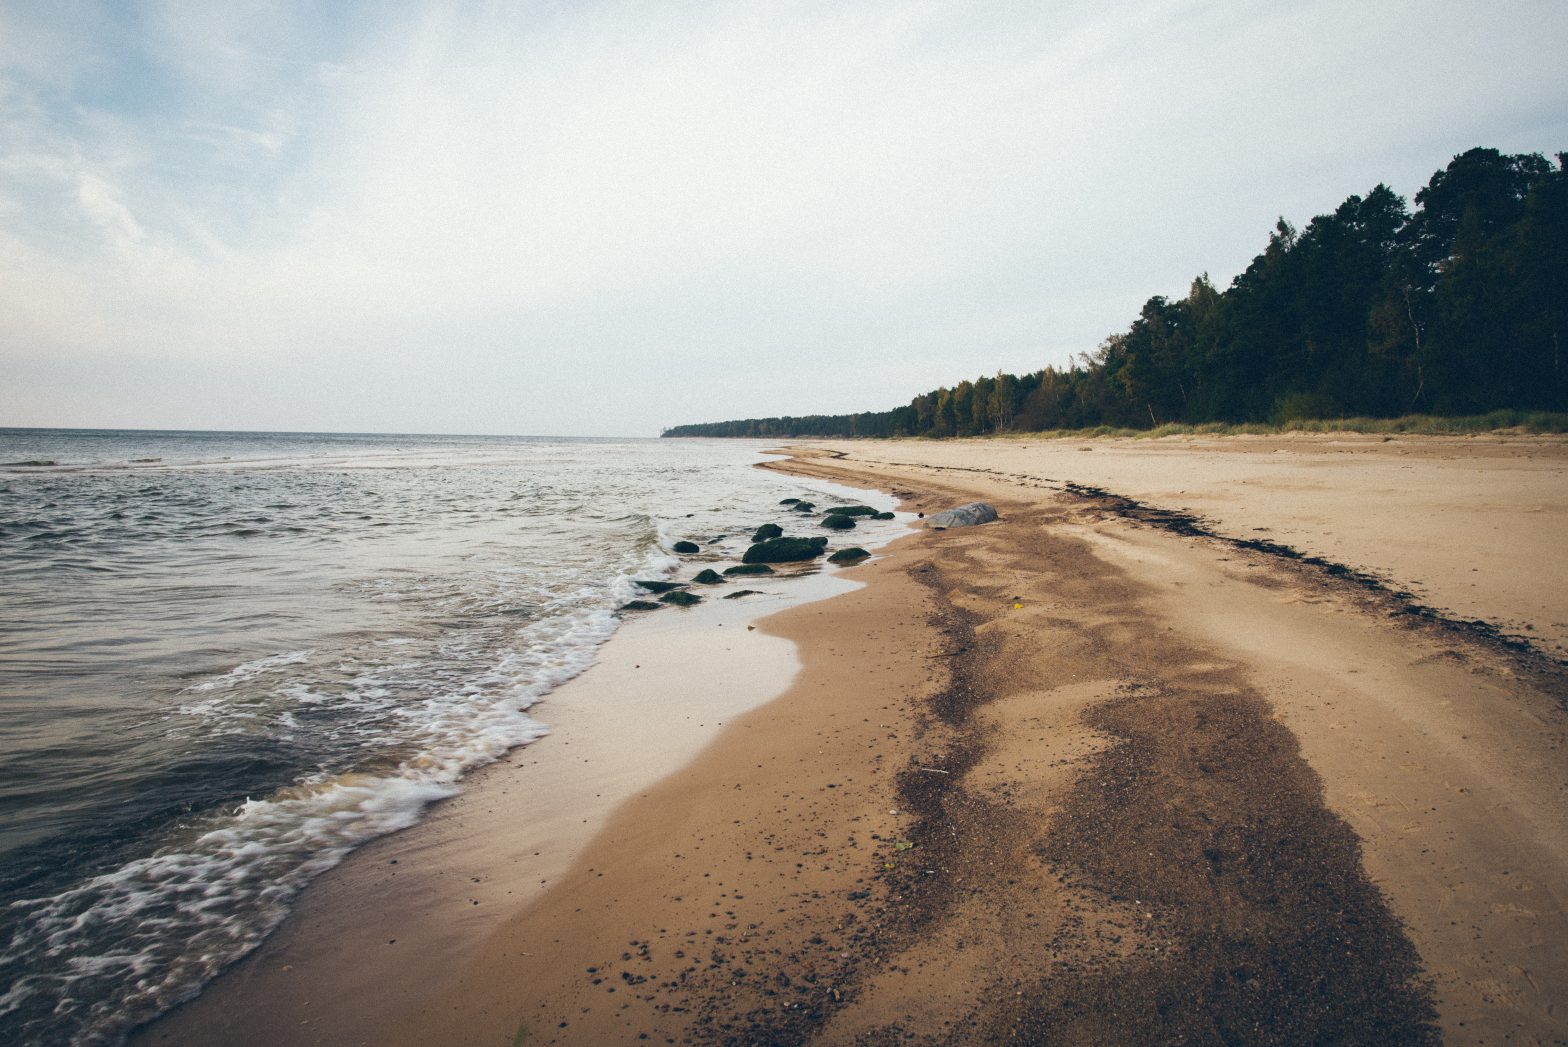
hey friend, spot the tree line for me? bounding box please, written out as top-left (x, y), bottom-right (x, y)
top-left (663, 147), bottom-right (1567, 439)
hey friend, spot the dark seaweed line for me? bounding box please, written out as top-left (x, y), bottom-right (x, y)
top-left (1058, 480), bottom-right (1560, 668)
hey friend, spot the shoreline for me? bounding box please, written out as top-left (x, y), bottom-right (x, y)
top-left (134, 475), bottom-right (905, 1047)
top-left (141, 434), bottom-right (1568, 1045)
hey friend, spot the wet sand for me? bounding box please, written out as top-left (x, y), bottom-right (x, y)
top-left (140, 434), bottom-right (1568, 1045)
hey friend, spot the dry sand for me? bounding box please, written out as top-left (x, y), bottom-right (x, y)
top-left (824, 433), bottom-right (1568, 654)
top-left (138, 433), bottom-right (1568, 1046)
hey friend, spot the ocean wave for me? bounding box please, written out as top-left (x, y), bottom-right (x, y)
top-left (0, 435), bottom-right (905, 1044)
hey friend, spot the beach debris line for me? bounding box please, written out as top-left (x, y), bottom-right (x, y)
top-left (924, 502), bottom-right (999, 529)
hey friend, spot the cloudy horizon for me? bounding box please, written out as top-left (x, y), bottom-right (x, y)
top-left (2, 0), bottom-right (1564, 437)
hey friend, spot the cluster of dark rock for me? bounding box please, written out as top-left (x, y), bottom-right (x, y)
top-left (618, 497), bottom-right (891, 612)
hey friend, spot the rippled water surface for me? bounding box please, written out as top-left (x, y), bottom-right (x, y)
top-left (0, 429), bottom-right (898, 1044)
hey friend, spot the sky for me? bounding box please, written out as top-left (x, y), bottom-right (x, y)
top-left (1, 1), bottom-right (1565, 437)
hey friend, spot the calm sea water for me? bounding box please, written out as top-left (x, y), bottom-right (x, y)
top-left (0, 429), bottom-right (898, 1045)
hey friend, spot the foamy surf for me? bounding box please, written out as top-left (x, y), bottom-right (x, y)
top-left (0, 432), bottom-right (905, 1045)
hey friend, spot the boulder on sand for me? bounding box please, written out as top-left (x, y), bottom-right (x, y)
top-left (828, 547), bottom-right (870, 564)
top-left (693, 569), bottom-right (724, 584)
top-left (925, 502), bottom-right (999, 529)
top-left (659, 590), bottom-right (702, 606)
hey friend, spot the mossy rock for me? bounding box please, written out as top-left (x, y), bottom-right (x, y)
top-left (742, 536), bottom-right (828, 563)
top-left (820, 515), bottom-right (856, 530)
top-left (874, 511), bottom-right (895, 520)
top-left (659, 590), bottom-right (702, 606)
top-left (723, 589), bottom-right (762, 599)
top-left (826, 505), bottom-right (879, 517)
top-left (752, 523), bottom-right (783, 541)
top-left (828, 547), bottom-right (871, 564)
top-left (672, 540), bottom-right (700, 554)
top-left (620, 600), bottom-right (663, 611)
top-left (633, 579), bottom-right (685, 593)
top-left (779, 498), bottom-right (800, 505)
top-left (792, 501), bottom-right (816, 513)
top-left (692, 569), bottom-right (724, 584)
top-left (723, 562), bottom-right (776, 576)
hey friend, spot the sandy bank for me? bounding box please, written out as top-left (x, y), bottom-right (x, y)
top-left (141, 435), bottom-right (1567, 1045)
top-left (817, 433), bottom-right (1568, 654)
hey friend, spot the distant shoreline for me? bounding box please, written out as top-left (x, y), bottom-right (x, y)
top-left (663, 408), bottom-right (1568, 440)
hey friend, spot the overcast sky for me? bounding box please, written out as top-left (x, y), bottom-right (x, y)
top-left (2, 1), bottom-right (1564, 437)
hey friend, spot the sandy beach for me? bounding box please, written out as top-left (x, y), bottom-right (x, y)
top-left (138, 433), bottom-right (1568, 1046)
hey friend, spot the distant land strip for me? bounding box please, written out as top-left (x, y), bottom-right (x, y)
top-left (663, 147), bottom-right (1567, 440)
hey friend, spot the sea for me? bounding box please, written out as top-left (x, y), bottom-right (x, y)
top-left (0, 428), bottom-right (901, 1045)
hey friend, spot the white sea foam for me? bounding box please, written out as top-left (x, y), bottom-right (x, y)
top-left (183, 650), bottom-right (313, 693)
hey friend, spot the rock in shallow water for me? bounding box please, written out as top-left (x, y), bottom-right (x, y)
top-left (672, 540), bottom-right (701, 554)
top-left (742, 536), bottom-right (829, 563)
top-left (925, 502), bottom-right (999, 528)
top-left (659, 590), bottom-right (702, 606)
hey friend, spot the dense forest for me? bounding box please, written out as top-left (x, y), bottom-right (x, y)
top-left (663, 147), bottom-right (1567, 439)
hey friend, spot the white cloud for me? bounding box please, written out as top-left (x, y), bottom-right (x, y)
top-left (75, 171), bottom-right (146, 251)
